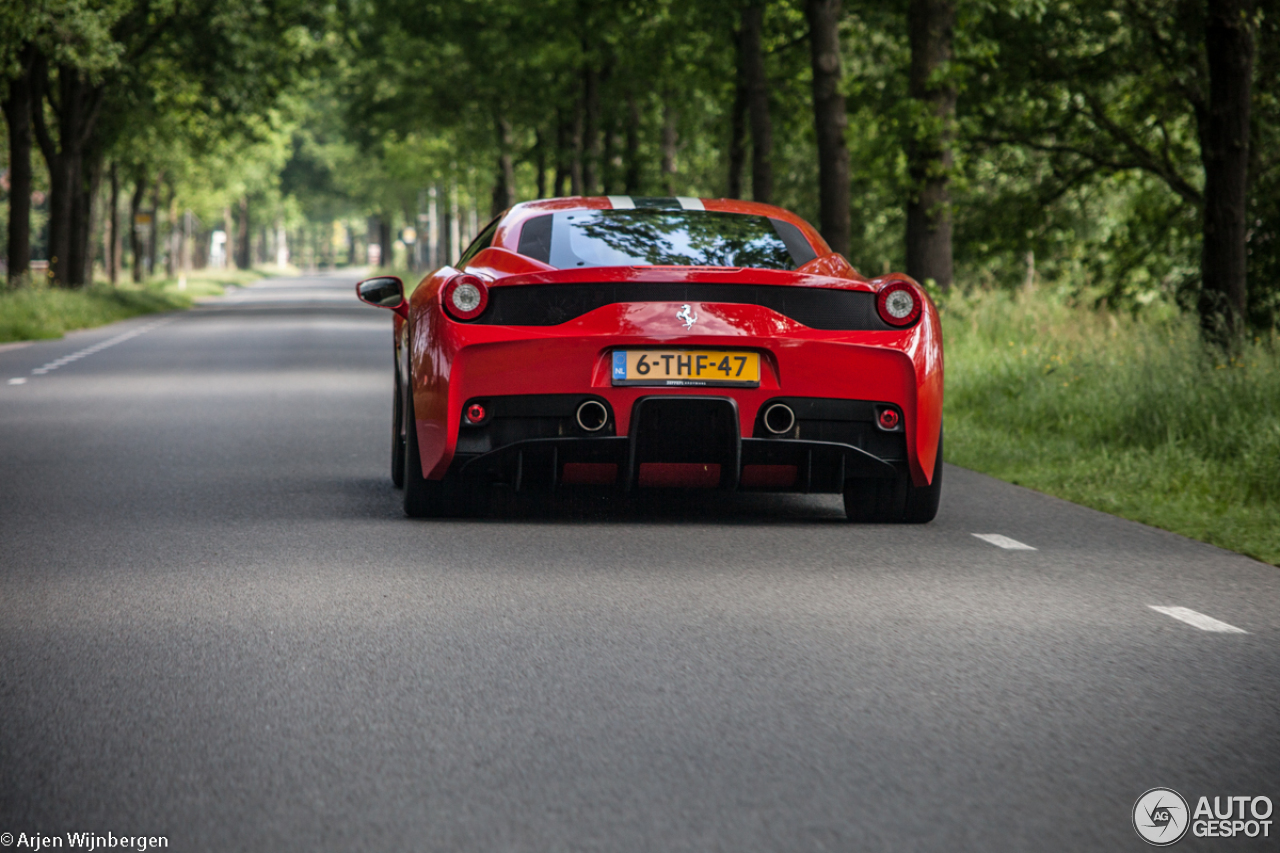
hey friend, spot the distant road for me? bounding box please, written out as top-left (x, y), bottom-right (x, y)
top-left (1, 273), bottom-right (1276, 851)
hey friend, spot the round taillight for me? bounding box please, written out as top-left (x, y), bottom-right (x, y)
top-left (876, 281), bottom-right (922, 327)
top-left (465, 402), bottom-right (487, 424)
top-left (878, 408), bottom-right (900, 430)
top-left (443, 274), bottom-right (489, 320)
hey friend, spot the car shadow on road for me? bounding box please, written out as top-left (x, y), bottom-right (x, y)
top-left (443, 485), bottom-right (849, 527)
top-left (235, 476), bottom-right (851, 528)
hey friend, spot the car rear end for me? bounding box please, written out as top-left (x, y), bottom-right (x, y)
top-left (405, 198), bottom-right (943, 519)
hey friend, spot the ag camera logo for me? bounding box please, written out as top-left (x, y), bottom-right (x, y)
top-left (1133, 788), bottom-right (1190, 846)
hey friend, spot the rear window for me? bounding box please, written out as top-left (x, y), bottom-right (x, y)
top-left (516, 210), bottom-right (817, 271)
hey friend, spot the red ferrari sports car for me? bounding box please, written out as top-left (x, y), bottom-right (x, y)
top-left (356, 196), bottom-right (943, 521)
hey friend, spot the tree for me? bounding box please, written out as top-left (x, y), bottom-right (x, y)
top-left (968, 0), bottom-right (1269, 339)
top-left (905, 0), bottom-right (955, 289)
top-left (1198, 0), bottom-right (1255, 339)
top-left (806, 0), bottom-right (850, 255)
top-left (741, 1), bottom-right (773, 203)
top-left (23, 0), bottom-right (320, 286)
top-left (3, 1), bottom-right (120, 285)
top-left (2, 44), bottom-right (36, 283)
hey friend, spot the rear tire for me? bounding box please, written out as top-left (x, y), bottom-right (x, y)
top-left (903, 431), bottom-right (943, 523)
top-left (402, 386), bottom-right (459, 518)
top-left (391, 375), bottom-right (405, 488)
top-left (843, 428), bottom-right (943, 523)
top-left (842, 474), bottom-right (907, 522)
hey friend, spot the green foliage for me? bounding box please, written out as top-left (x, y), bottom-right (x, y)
top-left (944, 287), bottom-right (1280, 564)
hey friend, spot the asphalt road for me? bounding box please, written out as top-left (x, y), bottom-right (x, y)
top-left (1, 273), bottom-right (1276, 852)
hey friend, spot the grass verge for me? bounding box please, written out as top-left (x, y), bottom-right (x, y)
top-left (941, 288), bottom-right (1280, 566)
top-left (0, 267), bottom-right (291, 343)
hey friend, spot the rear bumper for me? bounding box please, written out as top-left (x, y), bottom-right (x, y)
top-left (453, 394), bottom-right (903, 493)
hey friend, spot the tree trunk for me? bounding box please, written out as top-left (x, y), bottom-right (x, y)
top-left (728, 32), bottom-right (748, 200)
top-left (441, 183), bottom-right (454, 264)
top-left (109, 162), bottom-right (120, 285)
top-left (73, 151), bottom-right (104, 285)
top-left (30, 56), bottom-right (105, 287)
top-left (1197, 0), bottom-right (1254, 341)
top-left (905, 0), bottom-right (956, 290)
top-left (555, 111), bottom-right (572, 196)
top-left (743, 2), bottom-right (774, 203)
top-left (583, 62), bottom-right (601, 195)
top-left (165, 184), bottom-right (178, 277)
top-left (661, 100), bottom-right (679, 195)
top-left (101, 183), bottom-right (110, 282)
top-left (235, 196), bottom-right (251, 270)
top-left (571, 98), bottom-right (585, 195)
top-left (602, 113), bottom-right (618, 195)
top-left (806, 0), bottom-right (851, 256)
top-left (2, 45), bottom-right (36, 284)
top-left (190, 212), bottom-right (200, 275)
top-left (535, 128), bottom-right (548, 199)
top-left (624, 93), bottom-right (642, 193)
top-left (130, 176), bottom-right (147, 282)
top-left (379, 215), bottom-right (393, 269)
top-left (492, 114), bottom-right (516, 217)
top-left (148, 175), bottom-right (162, 275)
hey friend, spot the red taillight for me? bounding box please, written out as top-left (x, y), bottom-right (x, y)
top-left (443, 274), bottom-right (489, 320)
top-left (876, 281), bottom-right (922, 327)
top-left (878, 408), bottom-right (900, 430)
top-left (465, 403), bottom-right (487, 424)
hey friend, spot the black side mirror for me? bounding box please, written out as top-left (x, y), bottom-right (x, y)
top-left (356, 276), bottom-right (405, 309)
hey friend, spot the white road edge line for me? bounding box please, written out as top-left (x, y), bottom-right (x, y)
top-left (972, 533), bottom-right (1037, 550)
top-left (1148, 605), bottom-right (1247, 634)
top-left (21, 318), bottom-right (172, 380)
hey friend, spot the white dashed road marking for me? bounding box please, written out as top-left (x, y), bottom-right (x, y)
top-left (1148, 606), bottom-right (1247, 633)
top-left (15, 318), bottom-right (172, 381)
top-left (972, 533), bottom-right (1037, 550)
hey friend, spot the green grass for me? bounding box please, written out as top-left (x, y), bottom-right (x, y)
top-left (0, 267), bottom-right (290, 343)
top-left (941, 287), bottom-right (1280, 566)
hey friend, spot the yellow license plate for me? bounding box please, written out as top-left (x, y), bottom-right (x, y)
top-left (611, 350), bottom-right (760, 387)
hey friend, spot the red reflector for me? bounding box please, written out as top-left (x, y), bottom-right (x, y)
top-left (561, 463), bottom-right (618, 485)
top-left (465, 403), bottom-right (486, 424)
top-left (637, 463), bottom-right (721, 488)
top-left (740, 464), bottom-right (798, 489)
top-left (878, 409), bottom-right (900, 430)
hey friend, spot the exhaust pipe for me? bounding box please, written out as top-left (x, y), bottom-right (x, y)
top-left (763, 402), bottom-right (796, 435)
top-left (576, 399), bottom-right (609, 432)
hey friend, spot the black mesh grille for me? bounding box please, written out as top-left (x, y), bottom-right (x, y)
top-left (471, 283), bottom-right (892, 330)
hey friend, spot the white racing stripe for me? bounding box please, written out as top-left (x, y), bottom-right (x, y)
top-left (972, 533), bottom-right (1037, 550)
top-left (607, 195), bottom-right (635, 209)
top-left (676, 197), bottom-right (705, 211)
top-left (1148, 605), bottom-right (1247, 633)
top-left (23, 318), bottom-right (172, 379)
